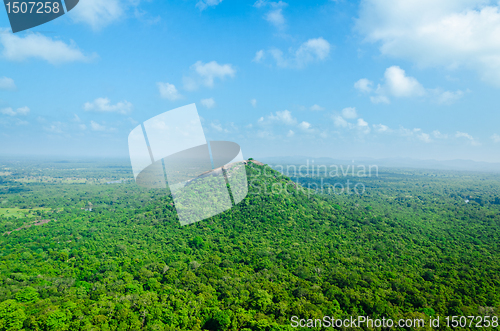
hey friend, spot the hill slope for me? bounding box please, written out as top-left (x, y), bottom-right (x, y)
top-left (0, 161), bottom-right (499, 330)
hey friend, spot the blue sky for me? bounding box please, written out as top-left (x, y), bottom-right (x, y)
top-left (1, 0), bottom-right (500, 162)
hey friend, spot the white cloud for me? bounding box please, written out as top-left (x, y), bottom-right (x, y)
top-left (456, 131), bottom-right (480, 145)
top-left (0, 108), bottom-right (15, 116)
top-left (310, 104), bottom-right (324, 111)
top-left (266, 8), bottom-right (286, 29)
top-left (157, 82), bottom-right (183, 101)
top-left (357, 119), bottom-right (367, 127)
top-left (250, 99), bottom-right (257, 107)
top-left (287, 129), bottom-right (295, 137)
top-left (359, 66), bottom-right (464, 104)
top-left (269, 110), bottom-right (296, 125)
top-left (455, 131), bottom-right (474, 140)
top-left (383, 66), bottom-right (426, 97)
top-left (416, 131), bottom-right (432, 143)
top-left (373, 123), bottom-right (390, 132)
top-left (295, 38), bottom-right (331, 68)
top-left (259, 38), bottom-right (331, 68)
top-left (211, 122), bottom-right (223, 132)
top-left (0, 31), bottom-right (95, 65)
top-left (44, 122), bottom-right (65, 134)
top-left (253, 50), bottom-right (265, 63)
top-left (357, 118), bottom-right (370, 134)
top-left (254, 1), bottom-right (288, 29)
top-left (185, 61), bottom-right (236, 90)
top-left (370, 95), bottom-right (390, 104)
top-left (257, 130), bottom-right (273, 139)
top-left (354, 78), bottom-right (373, 93)
top-left (201, 97), bottom-right (216, 108)
top-left (134, 8), bottom-right (161, 25)
top-left (491, 133), bottom-right (500, 143)
top-left (90, 121), bottom-right (107, 132)
top-left (433, 130), bottom-right (448, 139)
top-left (70, 0), bottom-right (123, 30)
top-left (16, 106), bottom-right (30, 116)
top-left (341, 107), bottom-right (358, 119)
top-left (196, 0), bottom-right (223, 11)
top-left (356, 0), bottom-right (500, 86)
top-left (298, 121), bottom-right (311, 131)
top-left (332, 115), bottom-right (348, 128)
top-left (0, 77), bottom-right (16, 91)
top-left (84, 98), bottom-right (133, 115)
top-left (0, 106), bottom-right (29, 116)
top-left (435, 89), bottom-right (465, 104)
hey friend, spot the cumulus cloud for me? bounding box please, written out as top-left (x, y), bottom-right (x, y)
top-left (418, 133), bottom-right (431, 143)
top-left (298, 121), bottom-right (312, 131)
top-left (90, 120), bottom-right (107, 131)
top-left (255, 109), bottom-right (315, 137)
top-left (373, 123), bottom-right (390, 133)
top-left (383, 66), bottom-right (426, 97)
top-left (253, 50), bottom-right (265, 63)
top-left (267, 109), bottom-right (297, 125)
top-left (0, 31), bottom-right (95, 65)
top-left (157, 82), bottom-right (182, 101)
top-left (332, 115), bottom-right (348, 128)
top-left (433, 130), bottom-right (449, 139)
top-left (333, 114), bottom-right (371, 135)
top-left (354, 78), bottom-right (373, 93)
top-left (0, 108), bottom-right (15, 116)
top-left (184, 61), bottom-right (236, 90)
top-left (434, 89), bottom-right (466, 104)
top-left (341, 107), bottom-right (358, 119)
top-left (356, 0), bottom-right (500, 86)
top-left (357, 118), bottom-right (370, 134)
top-left (209, 121), bottom-right (236, 133)
top-left (254, 1), bottom-right (288, 30)
top-left (196, 0), bottom-right (223, 11)
top-left (16, 106), bottom-right (30, 116)
top-left (44, 122), bottom-right (65, 134)
top-left (250, 99), bottom-right (257, 107)
top-left (0, 106), bottom-right (30, 116)
top-left (491, 133), bottom-right (500, 143)
top-left (310, 104), bottom-right (324, 111)
top-left (71, 0), bottom-right (158, 29)
top-left (331, 107), bottom-right (359, 128)
top-left (358, 66), bottom-right (463, 104)
top-left (84, 98), bottom-right (133, 115)
top-left (266, 8), bottom-right (286, 29)
top-left (211, 122), bottom-right (223, 132)
top-left (201, 97), bottom-right (216, 108)
top-left (413, 129), bottom-right (431, 143)
top-left (456, 131), bottom-right (480, 145)
top-left (0, 77), bottom-right (16, 91)
top-left (370, 95), bottom-right (391, 104)
top-left (333, 111), bottom-right (439, 141)
top-left (70, 0), bottom-right (124, 30)
top-left (257, 38), bottom-right (331, 68)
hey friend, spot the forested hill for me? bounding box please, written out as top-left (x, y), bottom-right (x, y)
top-left (0, 161), bottom-right (499, 330)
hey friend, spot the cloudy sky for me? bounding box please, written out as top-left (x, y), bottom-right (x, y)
top-left (1, 0), bottom-right (500, 162)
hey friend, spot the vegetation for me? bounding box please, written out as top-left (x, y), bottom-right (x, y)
top-left (0, 158), bottom-right (499, 330)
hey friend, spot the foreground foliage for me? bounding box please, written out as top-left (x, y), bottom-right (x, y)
top-left (0, 159), bottom-right (499, 330)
